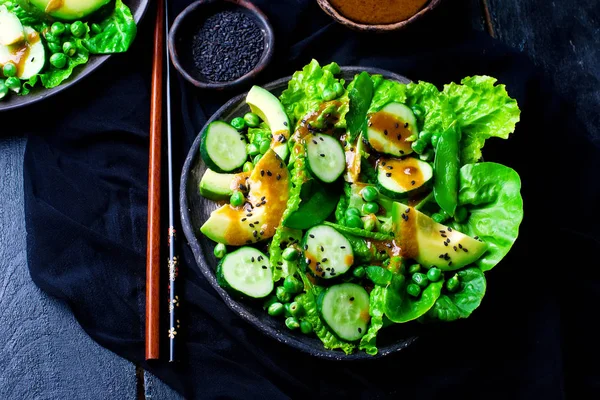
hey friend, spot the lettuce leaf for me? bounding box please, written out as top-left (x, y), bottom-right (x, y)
top-left (405, 81), bottom-right (456, 133)
top-left (359, 286), bottom-right (385, 355)
top-left (279, 59), bottom-right (345, 128)
top-left (425, 267), bottom-right (486, 321)
top-left (385, 274), bottom-right (443, 323)
top-left (83, 0), bottom-right (136, 54)
top-left (450, 162), bottom-right (523, 271)
top-left (297, 274), bottom-right (356, 355)
top-left (0, 1), bottom-right (42, 29)
top-left (368, 76), bottom-right (406, 113)
top-left (443, 76), bottom-right (521, 164)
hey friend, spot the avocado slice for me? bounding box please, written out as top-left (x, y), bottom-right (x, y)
top-left (200, 149), bottom-right (290, 246)
top-left (392, 202), bottom-right (488, 271)
top-left (246, 86), bottom-right (290, 161)
top-left (26, 0), bottom-right (111, 21)
top-left (199, 169), bottom-right (251, 201)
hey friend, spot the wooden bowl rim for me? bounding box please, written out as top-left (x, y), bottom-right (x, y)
top-left (316, 0), bottom-right (444, 32)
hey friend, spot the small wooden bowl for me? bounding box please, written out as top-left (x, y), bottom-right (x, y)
top-left (168, 0), bottom-right (274, 90)
top-left (316, 0), bottom-right (443, 33)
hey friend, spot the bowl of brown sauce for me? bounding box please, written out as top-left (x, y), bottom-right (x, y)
top-left (316, 0), bottom-right (443, 32)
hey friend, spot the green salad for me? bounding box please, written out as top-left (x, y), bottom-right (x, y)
top-left (0, 0), bottom-right (136, 100)
top-left (197, 59), bottom-right (523, 355)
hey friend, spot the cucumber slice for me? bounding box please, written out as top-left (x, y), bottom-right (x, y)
top-left (318, 283), bottom-right (370, 341)
top-left (365, 102), bottom-right (417, 157)
top-left (377, 157), bottom-right (433, 199)
top-left (217, 247), bottom-right (273, 299)
top-left (0, 26), bottom-right (45, 81)
top-left (302, 225), bottom-right (354, 279)
top-left (200, 121), bottom-right (248, 172)
top-left (306, 134), bottom-right (345, 183)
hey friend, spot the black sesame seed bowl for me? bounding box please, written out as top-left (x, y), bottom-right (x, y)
top-left (180, 66), bottom-right (448, 360)
top-left (169, 0), bottom-right (274, 90)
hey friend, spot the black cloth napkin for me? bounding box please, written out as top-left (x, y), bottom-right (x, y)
top-left (21, 0), bottom-right (599, 398)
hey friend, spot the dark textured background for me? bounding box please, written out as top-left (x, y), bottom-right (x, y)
top-left (1, 0), bottom-right (598, 398)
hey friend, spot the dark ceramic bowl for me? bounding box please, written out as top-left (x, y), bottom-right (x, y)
top-left (168, 0), bottom-right (274, 90)
top-left (181, 66), bottom-right (426, 360)
top-left (317, 0), bottom-right (443, 33)
top-left (0, 0), bottom-right (149, 112)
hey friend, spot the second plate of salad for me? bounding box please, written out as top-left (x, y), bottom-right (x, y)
top-left (180, 60), bottom-right (523, 359)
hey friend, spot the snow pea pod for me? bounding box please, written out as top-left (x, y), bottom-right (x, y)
top-left (433, 125), bottom-right (461, 216)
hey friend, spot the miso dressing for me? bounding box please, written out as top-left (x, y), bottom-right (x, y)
top-left (328, 0), bottom-right (428, 25)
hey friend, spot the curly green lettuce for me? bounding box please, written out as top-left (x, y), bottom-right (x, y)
top-left (443, 76), bottom-right (521, 164)
top-left (359, 286), bottom-right (385, 355)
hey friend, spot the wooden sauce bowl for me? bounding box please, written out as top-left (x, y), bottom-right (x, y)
top-left (316, 0), bottom-right (444, 32)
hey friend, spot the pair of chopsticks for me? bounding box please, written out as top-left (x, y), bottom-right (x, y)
top-left (146, 0), bottom-right (178, 362)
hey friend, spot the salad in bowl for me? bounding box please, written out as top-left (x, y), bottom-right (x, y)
top-left (194, 60), bottom-right (523, 355)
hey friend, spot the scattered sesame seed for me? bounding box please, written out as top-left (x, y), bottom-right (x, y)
top-left (283, 121), bottom-right (288, 126)
top-left (309, 234), bottom-right (315, 239)
top-left (386, 173), bottom-right (392, 177)
top-left (411, 180), bottom-right (416, 185)
top-left (239, 184), bottom-right (245, 191)
top-left (448, 261), bottom-right (453, 266)
top-left (404, 122), bottom-right (408, 128)
top-left (260, 170), bottom-right (264, 176)
top-left (276, 174), bottom-right (281, 180)
top-left (395, 123), bottom-right (399, 128)
top-left (358, 327), bottom-right (362, 333)
top-left (340, 246), bottom-right (346, 249)
top-left (448, 227), bottom-right (453, 232)
top-left (439, 254), bottom-right (444, 259)
top-left (453, 246), bottom-right (457, 251)
top-left (463, 248), bottom-right (469, 252)
top-left (382, 162), bottom-right (386, 166)
top-left (322, 258), bottom-right (328, 262)
top-left (320, 153), bottom-right (325, 157)
top-left (400, 150), bottom-right (405, 155)
top-left (474, 236), bottom-right (479, 240)
top-left (253, 231), bottom-right (258, 237)
top-left (258, 256), bottom-right (263, 261)
top-left (444, 242), bottom-right (448, 246)
top-left (406, 208), bottom-right (410, 213)
top-left (350, 297), bottom-right (355, 301)
top-left (441, 233), bottom-right (447, 238)
top-left (397, 134), bottom-right (401, 140)
top-left (312, 139), bottom-right (318, 144)
top-left (249, 223), bottom-right (254, 228)
top-left (387, 166), bottom-right (393, 170)
top-left (319, 137), bottom-right (324, 141)
top-left (384, 130), bottom-right (388, 136)
top-left (251, 257), bottom-right (255, 262)
top-left (306, 258), bottom-right (311, 265)
top-left (458, 244), bottom-right (463, 249)
top-left (241, 218), bottom-right (247, 221)
top-left (320, 245), bottom-right (324, 252)
top-left (304, 245), bottom-right (308, 250)
top-left (267, 171), bottom-right (272, 176)
top-left (262, 265), bottom-right (267, 269)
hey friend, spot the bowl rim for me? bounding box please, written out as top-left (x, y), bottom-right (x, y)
top-left (179, 66), bottom-right (425, 360)
top-left (316, 0), bottom-right (443, 32)
top-left (168, 0), bottom-right (275, 90)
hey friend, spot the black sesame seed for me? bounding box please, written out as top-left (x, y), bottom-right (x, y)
top-left (238, 184), bottom-right (245, 190)
top-left (440, 230), bottom-right (445, 233)
top-left (312, 139), bottom-right (318, 144)
top-left (395, 123), bottom-right (399, 128)
top-left (253, 231), bottom-right (258, 237)
top-left (448, 227), bottom-right (453, 232)
top-left (340, 246), bottom-right (346, 249)
top-left (319, 136), bottom-right (324, 141)
top-left (249, 223), bottom-right (254, 228)
top-left (251, 257), bottom-right (255, 262)
top-left (350, 297), bottom-right (355, 301)
top-left (397, 134), bottom-right (401, 140)
top-left (448, 261), bottom-right (453, 266)
top-left (439, 254), bottom-right (444, 259)
top-left (260, 170), bottom-right (264, 176)
top-left (382, 162), bottom-right (386, 166)
top-left (384, 130), bottom-right (388, 136)
top-left (444, 242), bottom-right (448, 246)
top-left (276, 266), bottom-right (282, 270)
top-left (276, 174), bottom-right (281, 180)
top-left (441, 233), bottom-right (447, 238)
top-left (283, 121), bottom-right (288, 126)
top-left (304, 245), bottom-right (308, 250)
top-left (306, 258), bottom-right (311, 265)
top-left (387, 166), bottom-right (393, 170)
top-left (458, 244), bottom-right (463, 249)
top-left (262, 265), bottom-right (267, 269)
top-left (260, 230), bottom-right (264, 235)
top-left (453, 246), bottom-right (458, 251)
top-left (400, 150), bottom-right (405, 155)
top-left (358, 327), bottom-right (362, 333)
top-left (474, 236), bottom-right (479, 240)
top-left (258, 256), bottom-right (263, 261)
top-left (386, 173), bottom-right (392, 177)
top-left (267, 171), bottom-right (272, 176)
top-left (322, 258), bottom-right (328, 262)
top-left (463, 248), bottom-right (469, 252)
top-left (411, 180), bottom-right (416, 185)
top-left (404, 122), bottom-right (408, 128)
top-left (277, 261), bottom-right (283, 265)
top-left (326, 267), bottom-right (331, 271)
top-left (406, 208), bottom-right (410, 213)
top-left (320, 245), bottom-right (324, 252)
top-left (320, 153), bottom-right (325, 157)
top-left (241, 218), bottom-right (247, 221)
top-left (309, 234), bottom-right (315, 239)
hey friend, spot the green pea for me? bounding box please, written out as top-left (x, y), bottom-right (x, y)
top-left (446, 274), bottom-right (460, 292)
top-left (91, 23), bottom-right (102, 34)
top-left (327, 63), bottom-right (341, 75)
top-left (70, 21), bottom-right (86, 38)
top-left (48, 42), bottom-right (62, 54)
top-left (361, 186), bottom-right (378, 202)
top-left (243, 112), bottom-right (260, 127)
top-left (454, 206), bottom-right (468, 223)
top-left (407, 283), bottom-right (421, 297)
top-left (363, 217), bottom-right (375, 232)
top-left (253, 154), bottom-right (262, 164)
top-left (333, 82), bottom-right (344, 97)
top-left (267, 302), bottom-right (284, 317)
top-left (50, 22), bottom-right (66, 36)
top-left (285, 317), bottom-right (300, 330)
top-left (408, 264), bottom-right (421, 274)
top-left (262, 295), bottom-right (278, 310)
top-left (353, 266), bottom-right (366, 278)
top-left (411, 104), bottom-right (426, 120)
top-left (276, 286), bottom-right (291, 303)
top-left (2, 62), bottom-right (17, 78)
top-left (259, 139), bottom-right (271, 154)
top-left (300, 320), bottom-right (313, 335)
top-left (431, 213), bottom-right (446, 223)
top-left (50, 53), bottom-right (67, 69)
top-left (283, 275), bottom-right (302, 293)
top-left (427, 267), bottom-right (442, 282)
top-left (230, 117), bottom-right (246, 130)
top-left (62, 42), bottom-right (76, 57)
top-left (431, 132), bottom-right (441, 148)
top-left (411, 139), bottom-right (427, 154)
top-left (345, 207), bottom-right (360, 219)
top-left (283, 303), bottom-right (293, 317)
top-left (412, 272), bottom-right (429, 288)
top-left (288, 301), bottom-right (303, 317)
top-left (64, 24), bottom-right (71, 33)
top-left (213, 243), bottom-right (226, 259)
top-left (322, 88), bottom-right (336, 101)
top-left (252, 132), bottom-right (265, 145)
top-left (247, 143), bottom-right (259, 156)
top-left (345, 214), bottom-right (363, 229)
top-left (242, 161), bottom-right (254, 173)
top-left (0, 83), bottom-right (8, 100)
top-left (362, 202), bottom-right (379, 214)
top-left (5, 77), bottom-right (20, 92)
top-left (282, 248), bottom-right (300, 262)
top-left (419, 130), bottom-right (433, 143)
top-left (229, 191), bottom-right (245, 207)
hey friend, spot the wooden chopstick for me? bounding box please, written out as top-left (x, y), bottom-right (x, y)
top-left (145, 0), bottom-right (164, 361)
